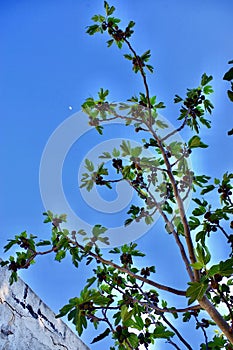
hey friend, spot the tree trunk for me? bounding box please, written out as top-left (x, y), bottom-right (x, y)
top-left (199, 296), bottom-right (233, 344)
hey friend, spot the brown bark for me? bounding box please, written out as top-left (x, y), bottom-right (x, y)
top-left (199, 296), bottom-right (233, 344)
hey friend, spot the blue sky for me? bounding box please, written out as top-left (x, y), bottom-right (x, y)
top-left (1, 1), bottom-right (233, 349)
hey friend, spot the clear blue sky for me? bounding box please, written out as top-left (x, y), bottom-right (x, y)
top-left (1, 1), bottom-right (233, 349)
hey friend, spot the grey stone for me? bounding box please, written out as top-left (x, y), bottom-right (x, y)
top-left (0, 263), bottom-right (90, 350)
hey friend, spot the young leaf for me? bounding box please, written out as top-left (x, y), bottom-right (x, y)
top-left (112, 148), bottom-right (120, 157)
top-left (174, 94), bottom-right (183, 103)
top-left (107, 39), bottom-right (114, 47)
top-left (55, 250), bottom-right (66, 262)
top-left (188, 135), bottom-right (208, 149)
top-left (186, 281), bottom-right (209, 304)
top-left (190, 261), bottom-right (205, 270)
top-left (85, 159), bottom-right (94, 172)
top-left (86, 24), bottom-right (100, 35)
top-left (201, 73), bottom-right (213, 86)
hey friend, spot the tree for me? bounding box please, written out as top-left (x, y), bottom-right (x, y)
top-left (1, 2), bottom-right (233, 349)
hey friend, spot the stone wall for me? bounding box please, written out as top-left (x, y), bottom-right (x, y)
top-left (0, 264), bottom-right (90, 350)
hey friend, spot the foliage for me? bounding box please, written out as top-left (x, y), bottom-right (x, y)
top-left (223, 59), bottom-right (233, 135)
top-left (2, 2), bottom-right (233, 349)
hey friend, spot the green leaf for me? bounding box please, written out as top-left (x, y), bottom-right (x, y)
top-left (155, 101), bottom-right (166, 109)
top-left (107, 39), bottom-right (114, 47)
top-left (121, 305), bottom-right (133, 323)
top-left (92, 224), bottom-right (107, 237)
top-left (203, 85), bottom-right (214, 94)
top-left (125, 218), bottom-right (133, 226)
top-left (146, 64), bottom-right (154, 73)
top-left (223, 67), bottom-right (233, 81)
top-left (112, 148), bottom-right (120, 157)
top-left (56, 303), bottom-right (74, 318)
top-left (195, 230), bottom-right (206, 244)
top-left (192, 198), bottom-right (208, 206)
top-left (9, 271), bottom-right (18, 285)
top-left (153, 325), bottom-right (175, 339)
top-left (95, 125), bottom-right (104, 135)
top-left (174, 94), bottom-right (183, 103)
top-left (186, 281), bottom-right (209, 304)
top-left (98, 88), bottom-right (109, 101)
top-left (36, 240), bottom-right (51, 247)
top-left (207, 265), bottom-right (220, 277)
top-left (0, 260), bottom-right (9, 267)
top-left (120, 140), bottom-right (131, 156)
top-left (124, 53), bottom-right (133, 60)
top-left (183, 312), bottom-right (191, 322)
top-left (128, 333), bottom-right (139, 348)
top-left (86, 24), bottom-right (100, 35)
top-left (128, 20), bottom-right (135, 29)
top-left (188, 135), bottom-right (208, 149)
top-left (201, 73), bottom-right (213, 86)
top-left (91, 328), bottom-right (111, 344)
top-left (196, 243), bottom-right (211, 265)
top-left (85, 159), bottom-right (94, 172)
top-left (145, 215), bottom-right (154, 225)
top-left (192, 206), bottom-right (206, 216)
top-left (134, 315), bottom-right (144, 330)
top-left (200, 185), bottom-right (215, 195)
top-left (189, 216), bottom-right (201, 230)
top-left (208, 258), bottom-right (233, 277)
top-left (4, 239), bottom-right (18, 253)
top-left (155, 119), bottom-right (168, 128)
top-left (86, 276), bottom-right (96, 288)
top-left (104, 1), bottom-right (115, 16)
top-left (227, 90), bottom-right (233, 102)
top-left (92, 15), bottom-right (105, 23)
top-left (131, 146), bottom-right (142, 157)
top-left (190, 261), bottom-right (204, 270)
top-left (55, 250), bottom-right (66, 262)
top-left (199, 116), bottom-right (211, 129)
top-left (99, 151), bottom-right (111, 159)
top-left (203, 99), bottom-right (214, 114)
top-left (109, 247), bottom-right (121, 254)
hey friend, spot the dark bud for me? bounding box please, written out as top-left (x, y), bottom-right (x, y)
top-left (201, 318), bottom-right (209, 328)
top-left (214, 274), bottom-right (222, 282)
top-left (120, 253), bottom-right (133, 265)
top-left (9, 261), bottom-right (19, 272)
top-left (211, 278), bottom-right (218, 289)
top-left (116, 325), bottom-right (122, 333)
top-left (112, 158), bottom-right (123, 170)
top-left (102, 23), bottom-right (107, 31)
top-left (140, 267), bottom-right (150, 277)
top-left (204, 212), bottom-right (211, 220)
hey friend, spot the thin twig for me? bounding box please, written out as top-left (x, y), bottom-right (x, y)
top-left (161, 313), bottom-right (193, 350)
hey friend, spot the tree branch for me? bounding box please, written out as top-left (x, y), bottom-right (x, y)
top-left (69, 238), bottom-right (187, 296)
top-left (199, 296), bottom-right (233, 344)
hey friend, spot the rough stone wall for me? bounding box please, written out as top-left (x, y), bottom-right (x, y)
top-left (0, 264), bottom-right (90, 350)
